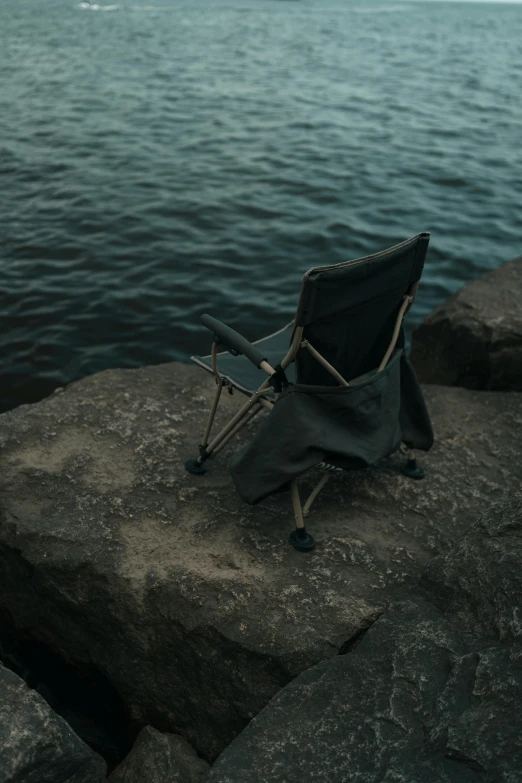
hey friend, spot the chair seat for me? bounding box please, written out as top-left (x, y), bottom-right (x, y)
top-left (191, 321), bottom-right (296, 395)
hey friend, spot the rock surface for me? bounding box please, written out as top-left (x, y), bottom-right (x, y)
top-left (109, 725), bottom-right (209, 783)
top-left (0, 661), bottom-right (107, 783)
top-left (411, 255), bottom-right (522, 390)
top-left (0, 363), bottom-right (521, 761)
top-left (207, 494), bottom-right (522, 783)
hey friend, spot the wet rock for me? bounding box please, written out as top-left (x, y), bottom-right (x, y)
top-left (0, 363), bottom-right (521, 761)
top-left (0, 661), bottom-right (107, 783)
top-left (109, 725), bottom-right (209, 783)
top-left (207, 494), bottom-right (522, 783)
top-left (411, 255), bottom-right (522, 390)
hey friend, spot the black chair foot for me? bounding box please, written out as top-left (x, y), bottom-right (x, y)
top-left (289, 527), bottom-right (315, 552)
top-left (401, 459), bottom-right (424, 480)
top-left (185, 458), bottom-right (208, 475)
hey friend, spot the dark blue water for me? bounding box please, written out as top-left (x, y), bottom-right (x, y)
top-left (1, 0), bottom-right (521, 411)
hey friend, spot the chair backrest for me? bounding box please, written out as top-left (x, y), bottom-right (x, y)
top-left (292, 233), bottom-right (430, 385)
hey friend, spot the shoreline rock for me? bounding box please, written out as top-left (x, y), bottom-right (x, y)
top-left (0, 661), bottom-right (107, 783)
top-left (207, 494), bottom-right (522, 782)
top-left (0, 361), bottom-right (521, 761)
top-left (411, 255), bottom-right (522, 390)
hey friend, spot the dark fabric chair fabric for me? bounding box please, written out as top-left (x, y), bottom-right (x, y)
top-left (296, 295), bottom-right (404, 385)
top-left (295, 233), bottom-right (430, 384)
top-left (399, 351), bottom-right (434, 452)
top-left (190, 234), bottom-right (433, 506)
top-left (229, 349), bottom-right (433, 504)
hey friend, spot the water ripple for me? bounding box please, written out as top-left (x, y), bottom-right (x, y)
top-left (1, 0), bottom-right (521, 410)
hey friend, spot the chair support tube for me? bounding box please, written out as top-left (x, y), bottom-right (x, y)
top-left (210, 403), bottom-right (264, 458)
top-left (198, 379), bottom-right (271, 461)
top-left (289, 479), bottom-right (316, 551)
top-left (378, 294), bottom-right (413, 372)
top-left (302, 341), bottom-right (350, 387)
top-left (303, 474), bottom-right (329, 517)
top-left (290, 479), bottom-right (305, 529)
top-left (202, 375), bottom-right (224, 447)
top-left (280, 325), bottom-right (304, 370)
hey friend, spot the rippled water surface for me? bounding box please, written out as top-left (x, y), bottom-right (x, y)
top-left (1, 0), bottom-right (521, 410)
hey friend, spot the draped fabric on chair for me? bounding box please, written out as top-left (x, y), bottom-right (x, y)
top-left (229, 344), bottom-right (432, 505)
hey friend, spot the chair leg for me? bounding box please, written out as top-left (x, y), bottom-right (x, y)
top-left (210, 404), bottom-right (263, 458)
top-left (202, 378), bottom-right (225, 448)
top-left (303, 474), bottom-right (329, 517)
top-left (185, 379), bottom-right (225, 475)
top-left (401, 448), bottom-right (425, 480)
top-left (289, 479), bottom-right (315, 552)
top-left (186, 385), bottom-right (269, 476)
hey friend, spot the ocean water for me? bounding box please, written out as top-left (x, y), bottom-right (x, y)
top-left (1, 0), bottom-right (521, 411)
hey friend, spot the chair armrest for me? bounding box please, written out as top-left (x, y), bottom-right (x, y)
top-left (201, 314), bottom-right (266, 368)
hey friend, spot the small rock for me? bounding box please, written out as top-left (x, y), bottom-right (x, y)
top-left (109, 725), bottom-right (209, 783)
top-left (411, 255), bottom-right (522, 389)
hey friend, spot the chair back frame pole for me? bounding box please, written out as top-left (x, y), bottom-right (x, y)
top-left (280, 326), bottom-right (304, 370)
top-left (302, 341), bottom-right (350, 387)
top-left (408, 282), bottom-right (419, 310)
top-left (378, 293), bottom-right (413, 372)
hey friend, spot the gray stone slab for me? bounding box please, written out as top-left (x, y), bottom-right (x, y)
top-left (0, 363), bottom-right (520, 761)
top-left (0, 661), bottom-right (107, 783)
top-left (207, 494), bottom-right (522, 783)
top-left (411, 255), bottom-right (522, 390)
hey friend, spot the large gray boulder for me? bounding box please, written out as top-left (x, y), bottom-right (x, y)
top-left (109, 725), bottom-right (209, 783)
top-left (0, 363), bottom-right (521, 761)
top-left (207, 494), bottom-right (522, 783)
top-left (0, 661), bottom-right (107, 783)
top-left (411, 255), bottom-right (522, 390)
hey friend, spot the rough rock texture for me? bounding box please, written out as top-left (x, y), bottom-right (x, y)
top-left (109, 725), bottom-right (209, 783)
top-left (0, 661), bottom-right (107, 783)
top-left (207, 494), bottom-right (522, 783)
top-left (411, 255), bottom-right (522, 390)
top-left (0, 363), bottom-right (521, 761)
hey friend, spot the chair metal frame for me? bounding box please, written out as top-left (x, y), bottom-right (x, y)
top-left (186, 241), bottom-right (425, 551)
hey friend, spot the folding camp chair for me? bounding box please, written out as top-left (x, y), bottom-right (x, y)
top-left (185, 233), bottom-right (434, 552)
